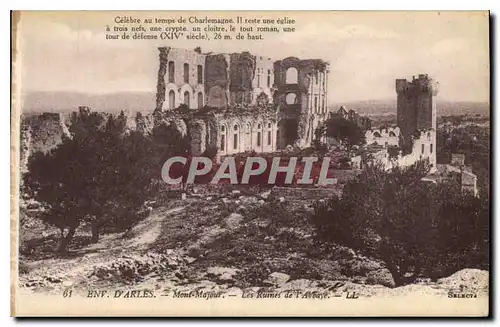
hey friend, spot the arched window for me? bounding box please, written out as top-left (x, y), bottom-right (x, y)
top-left (197, 92), bottom-right (203, 109)
top-left (233, 124), bottom-right (239, 150)
top-left (184, 91), bottom-right (190, 107)
top-left (220, 125), bottom-right (226, 152)
top-left (285, 67), bottom-right (298, 84)
top-left (285, 93), bottom-right (297, 105)
top-left (421, 144), bottom-right (425, 154)
top-left (257, 124), bottom-right (262, 147)
top-left (373, 131), bottom-right (382, 138)
top-left (168, 61), bottom-right (175, 83)
top-left (168, 90), bottom-right (175, 109)
top-left (389, 131), bottom-right (396, 137)
top-left (183, 63), bottom-right (189, 83)
top-left (427, 132), bottom-right (431, 140)
top-left (197, 65), bottom-right (203, 84)
top-left (430, 143), bottom-right (433, 153)
top-left (267, 69), bottom-right (271, 87)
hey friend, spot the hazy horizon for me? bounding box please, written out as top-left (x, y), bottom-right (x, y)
top-left (21, 90), bottom-right (490, 117)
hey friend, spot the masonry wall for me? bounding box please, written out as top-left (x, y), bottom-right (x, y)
top-left (365, 126), bottom-right (400, 147)
top-left (274, 57), bottom-right (329, 148)
top-left (20, 113), bottom-right (71, 174)
top-left (252, 55), bottom-right (275, 105)
top-left (205, 53), bottom-right (230, 109)
top-left (216, 115), bottom-right (277, 156)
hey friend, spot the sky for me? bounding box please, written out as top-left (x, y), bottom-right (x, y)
top-left (15, 11), bottom-right (490, 103)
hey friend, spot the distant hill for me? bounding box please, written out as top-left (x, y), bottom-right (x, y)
top-left (21, 91), bottom-right (157, 115)
top-left (21, 91), bottom-right (490, 118)
top-left (330, 99), bottom-right (490, 117)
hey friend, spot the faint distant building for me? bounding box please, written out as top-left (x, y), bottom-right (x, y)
top-left (332, 106), bottom-right (372, 131)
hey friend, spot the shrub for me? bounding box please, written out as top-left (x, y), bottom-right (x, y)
top-left (311, 160), bottom-right (489, 286)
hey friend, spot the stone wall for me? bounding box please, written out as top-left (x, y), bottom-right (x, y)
top-left (269, 186), bottom-right (341, 200)
top-left (205, 53), bottom-right (230, 109)
top-left (20, 113), bottom-right (71, 174)
top-left (274, 57), bottom-right (329, 148)
top-left (365, 126), bottom-right (400, 147)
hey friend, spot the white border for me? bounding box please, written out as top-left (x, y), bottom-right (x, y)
top-left (4, 0), bottom-right (498, 325)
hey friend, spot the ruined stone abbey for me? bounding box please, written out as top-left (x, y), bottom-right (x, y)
top-left (153, 47), bottom-right (329, 156)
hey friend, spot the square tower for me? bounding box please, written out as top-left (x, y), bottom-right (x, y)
top-left (395, 74), bottom-right (438, 137)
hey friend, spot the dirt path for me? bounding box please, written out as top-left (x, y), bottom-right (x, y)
top-left (19, 206), bottom-right (188, 292)
top-left (127, 206), bottom-right (186, 249)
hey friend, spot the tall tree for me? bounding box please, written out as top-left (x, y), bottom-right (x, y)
top-left (312, 160), bottom-right (489, 286)
top-left (24, 108), bottom-right (189, 252)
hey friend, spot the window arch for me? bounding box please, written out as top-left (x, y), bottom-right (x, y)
top-left (168, 61), bottom-right (175, 83)
top-left (233, 124), bottom-right (239, 150)
top-left (285, 67), bottom-right (298, 84)
top-left (183, 91), bottom-right (190, 108)
top-left (183, 63), bottom-right (189, 83)
top-left (197, 92), bottom-right (203, 109)
top-left (373, 131), bottom-right (381, 138)
top-left (285, 93), bottom-right (297, 105)
top-left (197, 65), bottom-right (203, 83)
top-left (168, 90), bottom-right (175, 109)
top-left (389, 131), bottom-right (396, 137)
top-left (220, 124), bottom-right (227, 152)
top-left (256, 123), bottom-right (262, 147)
top-left (267, 123), bottom-right (272, 145)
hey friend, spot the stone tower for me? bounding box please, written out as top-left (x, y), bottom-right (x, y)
top-left (395, 74), bottom-right (439, 167)
top-left (273, 57), bottom-right (329, 148)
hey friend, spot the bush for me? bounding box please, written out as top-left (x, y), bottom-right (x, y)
top-left (23, 108), bottom-right (189, 253)
top-left (311, 160), bottom-right (489, 286)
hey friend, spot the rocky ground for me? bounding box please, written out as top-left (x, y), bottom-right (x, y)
top-left (18, 187), bottom-right (489, 300)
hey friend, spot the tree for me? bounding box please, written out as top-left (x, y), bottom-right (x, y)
top-left (324, 117), bottom-right (366, 153)
top-left (23, 108), bottom-right (189, 252)
top-left (312, 160), bottom-right (489, 286)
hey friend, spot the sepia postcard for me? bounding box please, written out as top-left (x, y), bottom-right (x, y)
top-left (11, 10), bottom-right (490, 317)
